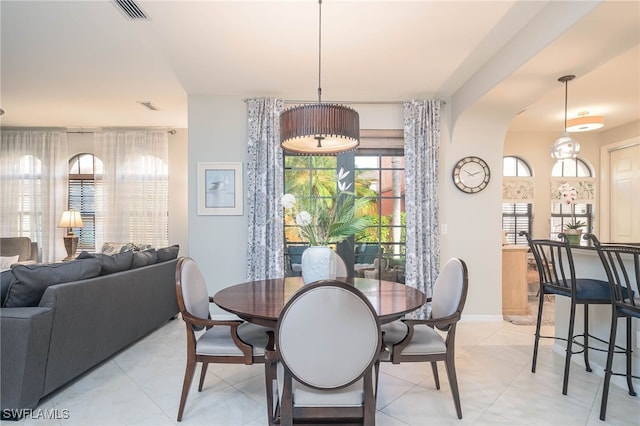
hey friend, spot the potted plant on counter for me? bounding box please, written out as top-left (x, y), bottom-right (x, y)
top-left (558, 182), bottom-right (585, 245)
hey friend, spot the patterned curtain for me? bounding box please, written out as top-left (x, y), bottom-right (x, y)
top-left (0, 130), bottom-right (69, 262)
top-left (403, 100), bottom-right (441, 318)
top-left (246, 98), bottom-right (285, 280)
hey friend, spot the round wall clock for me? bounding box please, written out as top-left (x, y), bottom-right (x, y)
top-left (452, 156), bottom-right (490, 194)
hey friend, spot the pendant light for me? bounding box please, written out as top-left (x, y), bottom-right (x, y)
top-left (550, 75), bottom-right (580, 160)
top-left (280, 0), bottom-right (359, 155)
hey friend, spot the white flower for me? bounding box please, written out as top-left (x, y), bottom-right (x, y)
top-left (337, 167), bottom-right (352, 191)
top-left (559, 183), bottom-right (577, 205)
top-left (338, 180), bottom-right (352, 192)
top-left (281, 193), bottom-right (296, 209)
top-left (337, 167), bottom-right (350, 181)
top-left (296, 211), bottom-right (312, 227)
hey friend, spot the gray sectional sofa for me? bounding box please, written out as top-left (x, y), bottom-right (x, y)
top-left (0, 246), bottom-right (180, 417)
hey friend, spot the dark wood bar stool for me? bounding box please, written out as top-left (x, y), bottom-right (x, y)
top-left (520, 231), bottom-right (612, 395)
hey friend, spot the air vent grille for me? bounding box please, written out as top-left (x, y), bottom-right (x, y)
top-left (138, 101), bottom-right (159, 111)
top-left (113, 0), bottom-right (148, 20)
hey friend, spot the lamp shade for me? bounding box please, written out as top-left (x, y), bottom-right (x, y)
top-left (566, 115), bottom-right (604, 132)
top-left (280, 104), bottom-right (360, 155)
top-left (58, 210), bottom-right (84, 229)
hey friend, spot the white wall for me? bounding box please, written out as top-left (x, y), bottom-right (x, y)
top-left (188, 96), bottom-right (249, 298)
top-left (187, 97), bottom-right (507, 319)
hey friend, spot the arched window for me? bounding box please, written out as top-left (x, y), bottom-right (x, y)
top-left (550, 158), bottom-right (594, 240)
top-left (502, 156), bottom-right (533, 245)
top-left (68, 153), bottom-right (103, 251)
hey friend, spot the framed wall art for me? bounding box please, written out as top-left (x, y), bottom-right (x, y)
top-left (197, 162), bottom-right (243, 215)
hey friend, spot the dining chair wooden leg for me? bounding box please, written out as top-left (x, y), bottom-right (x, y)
top-left (445, 353), bottom-right (462, 419)
top-left (583, 305), bottom-right (592, 372)
top-left (363, 372), bottom-right (375, 426)
top-left (431, 362), bottom-right (440, 389)
top-left (177, 359), bottom-right (197, 421)
top-left (198, 362), bottom-right (208, 391)
top-left (531, 291), bottom-right (545, 373)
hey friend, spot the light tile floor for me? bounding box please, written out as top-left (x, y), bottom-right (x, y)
top-left (17, 319), bottom-right (639, 426)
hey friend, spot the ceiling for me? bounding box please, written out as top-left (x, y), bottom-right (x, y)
top-left (1, 0), bottom-right (638, 134)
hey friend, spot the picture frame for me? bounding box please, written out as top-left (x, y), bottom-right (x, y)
top-left (197, 162), bottom-right (243, 215)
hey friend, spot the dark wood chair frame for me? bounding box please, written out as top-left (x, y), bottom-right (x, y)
top-left (175, 257), bottom-right (272, 422)
top-left (520, 231), bottom-right (613, 395)
top-left (584, 234), bottom-right (640, 421)
top-left (385, 258), bottom-right (468, 420)
top-left (266, 280), bottom-right (382, 426)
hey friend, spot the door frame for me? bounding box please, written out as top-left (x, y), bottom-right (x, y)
top-left (599, 137), bottom-right (640, 242)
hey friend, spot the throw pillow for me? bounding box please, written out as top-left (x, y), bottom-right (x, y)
top-left (157, 244), bottom-right (179, 262)
top-left (4, 258), bottom-right (102, 307)
top-left (0, 255), bottom-right (20, 271)
top-left (131, 248), bottom-right (158, 268)
top-left (1, 270), bottom-right (18, 307)
top-left (77, 250), bottom-right (134, 275)
top-left (100, 242), bottom-right (135, 255)
top-left (99, 251), bottom-right (133, 275)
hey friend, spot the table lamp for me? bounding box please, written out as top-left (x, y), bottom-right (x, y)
top-left (59, 210), bottom-right (83, 260)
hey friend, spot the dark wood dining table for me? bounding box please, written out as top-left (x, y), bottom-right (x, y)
top-left (212, 276), bottom-right (427, 328)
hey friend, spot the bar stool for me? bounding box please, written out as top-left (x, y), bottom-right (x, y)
top-left (519, 231), bottom-right (612, 395)
top-left (584, 234), bottom-right (640, 421)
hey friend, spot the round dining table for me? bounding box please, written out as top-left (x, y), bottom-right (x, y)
top-left (212, 276), bottom-right (427, 328)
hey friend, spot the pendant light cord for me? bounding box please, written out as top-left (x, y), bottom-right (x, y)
top-left (563, 79), bottom-right (568, 131)
top-left (317, 0), bottom-right (322, 104)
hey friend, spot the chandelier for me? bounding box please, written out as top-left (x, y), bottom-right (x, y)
top-left (280, 0), bottom-right (359, 155)
top-left (550, 75), bottom-right (580, 160)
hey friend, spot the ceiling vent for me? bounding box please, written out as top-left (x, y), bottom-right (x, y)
top-left (137, 101), bottom-right (159, 111)
top-left (113, 0), bottom-right (148, 20)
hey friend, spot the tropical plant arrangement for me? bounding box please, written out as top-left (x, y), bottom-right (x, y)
top-left (558, 182), bottom-right (586, 243)
top-left (281, 168), bottom-right (372, 246)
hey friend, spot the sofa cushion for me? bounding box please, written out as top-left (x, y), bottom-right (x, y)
top-left (157, 245), bottom-right (179, 262)
top-left (131, 249), bottom-right (158, 268)
top-left (77, 250), bottom-right (134, 275)
top-left (1, 270), bottom-right (19, 307)
top-left (4, 258), bottom-right (102, 307)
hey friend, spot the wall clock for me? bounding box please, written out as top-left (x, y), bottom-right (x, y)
top-left (452, 156), bottom-right (490, 194)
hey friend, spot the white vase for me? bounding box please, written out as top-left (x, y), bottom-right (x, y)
top-left (301, 246), bottom-right (337, 284)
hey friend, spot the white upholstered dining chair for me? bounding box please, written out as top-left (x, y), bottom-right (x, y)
top-left (266, 280), bottom-right (382, 425)
top-left (381, 257), bottom-right (468, 419)
top-left (175, 257), bottom-right (271, 421)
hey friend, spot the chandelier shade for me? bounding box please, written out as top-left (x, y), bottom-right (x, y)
top-left (279, 0), bottom-right (360, 155)
top-left (280, 104), bottom-right (360, 155)
top-left (551, 75), bottom-right (580, 160)
top-left (566, 114), bottom-right (604, 132)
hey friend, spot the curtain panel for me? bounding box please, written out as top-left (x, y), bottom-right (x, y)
top-left (0, 130), bottom-right (69, 262)
top-left (403, 100), bottom-right (441, 319)
top-left (245, 98), bottom-right (285, 280)
top-left (96, 130), bottom-right (169, 250)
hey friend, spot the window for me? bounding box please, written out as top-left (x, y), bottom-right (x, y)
top-left (283, 144), bottom-right (406, 280)
top-left (354, 150), bottom-right (405, 271)
top-left (550, 158), bottom-right (593, 240)
top-left (17, 155), bottom-right (41, 235)
top-left (68, 153), bottom-right (103, 251)
top-left (502, 156), bottom-right (532, 245)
